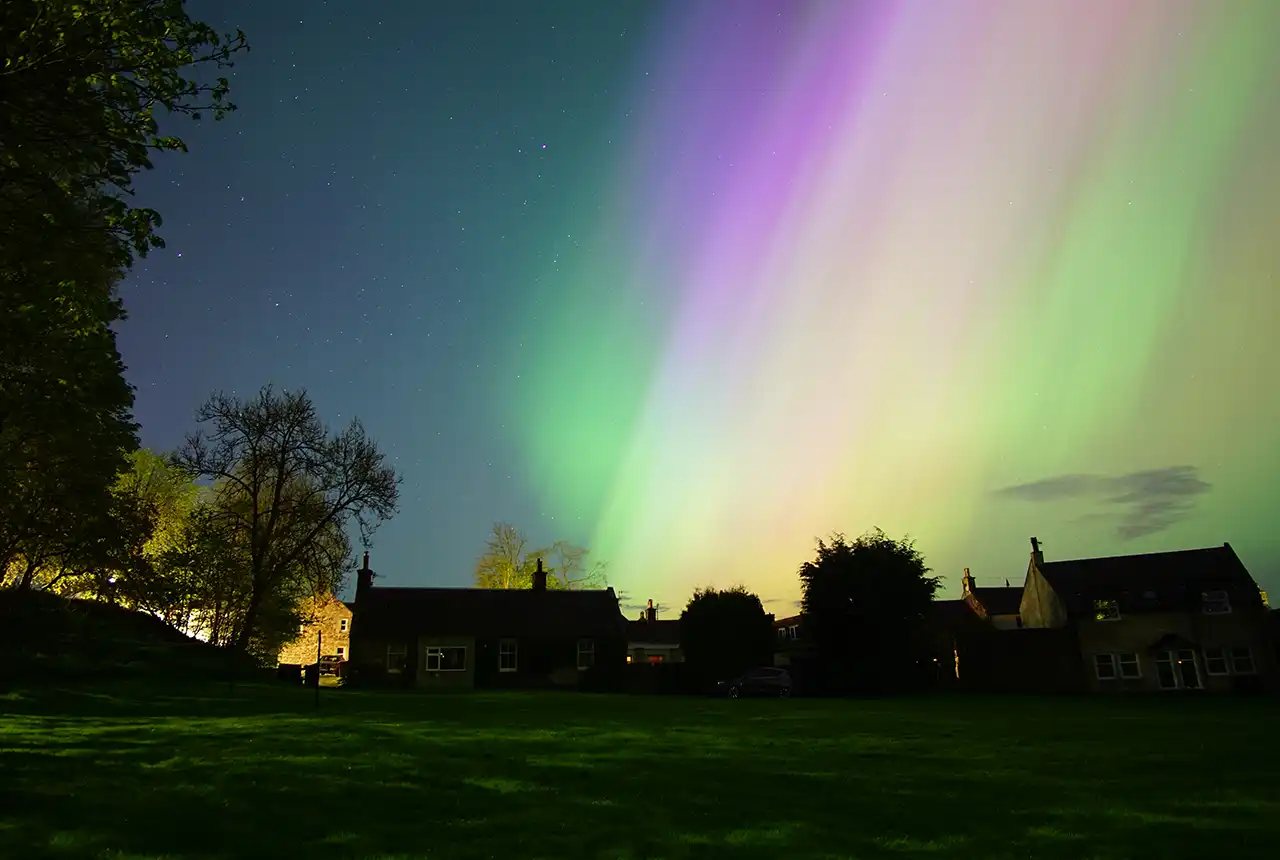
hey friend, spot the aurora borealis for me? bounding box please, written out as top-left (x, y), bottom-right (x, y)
top-left (121, 1), bottom-right (1279, 612)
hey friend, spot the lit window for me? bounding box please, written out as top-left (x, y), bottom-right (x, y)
top-left (1116, 652), bottom-right (1140, 679)
top-left (499, 639), bottom-right (518, 673)
top-left (577, 639), bottom-right (595, 670)
top-left (387, 643), bottom-right (407, 674)
top-left (1094, 653), bottom-right (1117, 680)
top-left (340, 618), bottom-right (349, 632)
top-left (1201, 591), bottom-right (1231, 615)
top-left (647, 654), bottom-right (664, 663)
top-left (1229, 647), bottom-right (1255, 675)
top-left (425, 646), bottom-right (466, 672)
top-left (1094, 599), bottom-right (1121, 622)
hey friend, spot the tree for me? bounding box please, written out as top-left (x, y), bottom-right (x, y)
top-left (0, 0), bottom-right (248, 269)
top-left (173, 387), bottom-right (399, 652)
top-left (472, 522), bottom-right (607, 590)
top-left (678, 585), bottom-right (775, 682)
top-left (798, 529), bottom-right (942, 693)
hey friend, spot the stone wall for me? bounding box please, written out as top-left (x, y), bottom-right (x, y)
top-left (277, 596), bottom-right (353, 665)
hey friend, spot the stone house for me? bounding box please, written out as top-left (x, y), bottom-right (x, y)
top-left (627, 600), bottom-right (683, 663)
top-left (349, 554), bottom-right (627, 690)
top-left (277, 594), bottom-right (352, 665)
top-left (1019, 537), bottom-right (1276, 693)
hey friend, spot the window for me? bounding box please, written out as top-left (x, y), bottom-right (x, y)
top-left (499, 639), bottom-right (518, 673)
top-left (1155, 649), bottom-right (1201, 690)
top-left (1201, 591), bottom-right (1231, 615)
top-left (788, 625), bottom-right (799, 640)
top-left (1229, 647), bottom-right (1255, 675)
top-left (1094, 599), bottom-right (1121, 621)
top-left (777, 627), bottom-right (788, 640)
top-left (340, 618), bottom-right (349, 632)
top-left (577, 639), bottom-right (595, 670)
top-left (1204, 647), bottom-right (1229, 676)
top-left (647, 654), bottom-right (664, 663)
top-left (1116, 651), bottom-right (1140, 679)
top-left (336, 646), bottom-right (345, 659)
top-left (1094, 653), bottom-right (1117, 680)
top-left (425, 646), bottom-right (466, 672)
top-left (387, 643), bottom-right (407, 674)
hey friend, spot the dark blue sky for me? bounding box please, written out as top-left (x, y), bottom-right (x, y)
top-left (119, 1), bottom-right (662, 603)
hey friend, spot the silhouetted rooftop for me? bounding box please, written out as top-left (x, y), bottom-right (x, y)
top-left (355, 586), bottom-right (627, 638)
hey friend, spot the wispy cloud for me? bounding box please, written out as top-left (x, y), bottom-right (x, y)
top-left (996, 466), bottom-right (1211, 540)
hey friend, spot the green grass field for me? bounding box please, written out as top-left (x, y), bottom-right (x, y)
top-left (1, 684), bottom-right (1277, 859)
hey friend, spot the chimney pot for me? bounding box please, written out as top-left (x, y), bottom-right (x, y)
top-left (646, 599), bottom-right (656, 623)
top-left (533, 557), bottom-right (547, 592)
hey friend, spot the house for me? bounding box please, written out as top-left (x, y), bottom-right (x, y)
top-left (348, 553), bottom-right (627, 690)
top-left (278, 594), bottom-right (352, 665)
top-left (960, 568), bottom-right (1023, 629)
top-left (771, 614), bottom-right (807, 667)
top-left (1019, 537), bottom-right (1276, 693)
top-left (627, 600), bottom-right (683, 663)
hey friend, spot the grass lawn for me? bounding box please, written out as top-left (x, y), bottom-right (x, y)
top-left (1, 684), bottom-right (1277, 859)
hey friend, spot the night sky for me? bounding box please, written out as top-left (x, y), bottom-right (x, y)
top-left (119, 0), bottom-right (1280, 615)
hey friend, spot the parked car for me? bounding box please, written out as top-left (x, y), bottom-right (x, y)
top-left (714, 667), bottom-right (792, 698)
top-left (317, 655), bottom-right (345, 677)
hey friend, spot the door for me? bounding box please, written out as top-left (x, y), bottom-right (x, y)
top-left (1155, 650), bottom-right (1202, 690)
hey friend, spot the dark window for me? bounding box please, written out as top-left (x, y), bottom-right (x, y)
top-left (1204, 647), bottom-right (1229, 676)
top-left (1093, 653), bottom-right (1117, 680)
top-left (387, 643), bottom-right (407, 674)
top-left (1229, 647), bottom-right (1255, 675)
top-left (577, 639), bottom-right (595, 669)
top-left (426, 646), bottom-right (466, 672)
top-left (499, 639), bottom-right (518, 672)
top-left (339, 618), bottom-right (349, 632)
top-left (1116, 652), bottom-right (1140, 679)
top-left (1201, 591), bottom-right (1232, 615)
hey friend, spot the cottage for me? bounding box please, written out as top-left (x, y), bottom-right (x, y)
top-left (1019, 537), bottom-right (1275, 693)
top-left (349, 554), bottom-right (627, 690)
top-left (278, 594), bottom-right (352, 665)
top-left (627, 600), bottom-right (683, 663)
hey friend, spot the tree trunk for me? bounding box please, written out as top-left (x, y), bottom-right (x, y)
top-left (233, 579), bottom-right (266, 652)
top-left (17, 557), bottom-right (38, 590)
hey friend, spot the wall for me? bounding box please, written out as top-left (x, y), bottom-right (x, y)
top-left (277, 596), bottom-right (352, 665)
top-left (1019, 565), bottom-right (1067, 628)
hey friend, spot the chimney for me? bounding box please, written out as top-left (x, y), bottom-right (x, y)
top-left (532, 557), bottom-right (547, 592)
top-left (646, 599), bottom-right (656, 623)
top-left (1030, 537), bottom-right (1044, 566)
top-left (961, 568), bottom-right (975, 596)
top-left (355, 551), bottom-right (376, 605)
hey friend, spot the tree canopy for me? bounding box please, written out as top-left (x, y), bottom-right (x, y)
top-left (472, 522), bottom-right (607, 590)
top-left (678, 585), bottom-right (775, 682)
top-left (799, 529), bottom-right (942, 693)
top-left (174, 387), bottom-right (400, 652)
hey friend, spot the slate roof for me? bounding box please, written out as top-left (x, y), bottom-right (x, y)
top-left (971, 586), bottom-right (1023, 616)
top-left (1037, 544), bottom-right (1263, 617)
top-left (627, 618), bottom-right (682, 646)
top-left (355, 586), bottom-right (627, 639)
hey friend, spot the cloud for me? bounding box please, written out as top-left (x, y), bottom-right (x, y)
top-left (996, 466), bottom-right (1211, 541)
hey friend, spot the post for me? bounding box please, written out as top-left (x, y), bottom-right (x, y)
top-left (315, 629), bottom-right (322, 709)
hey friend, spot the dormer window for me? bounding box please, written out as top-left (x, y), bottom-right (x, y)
top-left (1201, 591), bottom-right (1231, 615)
top-left (1094, 599), bottom-right (1121, 622)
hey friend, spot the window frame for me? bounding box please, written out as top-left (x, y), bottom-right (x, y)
top-left (1116, 651), bottom-right (1141, 679)
top-left (335, 646), bottom-right (345, 659)
top-left (1228, 646), bottom-right (1255, 675)
top-left (577, 638), bottom-right (596, 670)
top-left (1093, 653), bottom-right (1118, 680)
top-left (1201, 590), bottom-right (1232, 615)
top-left (1203, 646), bottom-right (1229, 676)
top-left (425, 645), bottom-right (467, 673)
top-left (386, 643), bottom-right (408, 674)
top-left (340, 618), bottom-right (349, 632)
top-left (498, 638), bottom-right (518, 673)
top-left (1093, 599), bottom-right (1121, 622)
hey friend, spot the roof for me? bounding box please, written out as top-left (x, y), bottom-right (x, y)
top-left (1036, 544), bottom-right (1264, 616)
top-left (773, 614), bottom-right (802, 628)
top-left (971, 586), bottom-right (1023, 616)
top-left (627, 618), bottom-right (681, 646)
top-left (355, 586), bottom-right (627, 639)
